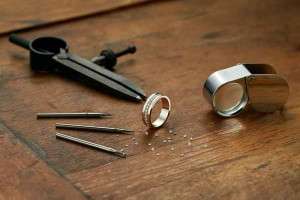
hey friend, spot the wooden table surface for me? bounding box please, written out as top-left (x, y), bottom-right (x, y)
top-left (0, 0), bottom-right (299, 199)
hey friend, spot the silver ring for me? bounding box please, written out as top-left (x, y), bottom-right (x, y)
top-left (142, 93), bottom-right (171, 128)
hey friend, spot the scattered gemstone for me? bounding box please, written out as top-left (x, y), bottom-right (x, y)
top-left (168, 129), bottom-right (174, 134)
top-left (163, 140), bottom-right (167, 143)
top-left (134, 142), bottom-right (138, 145)
top-left (125, 144), bottom-right (129, 147)
top-left (171, 147), bottom-right (175, 151)
top-left (151, 147), bottom-right (155, 151)
top-left (183, 134), bottom-right (187, 138)
top-left (156, 153), bottom-right (160, 156)
top-left (190, 137), bottom-right (193, 141)
top-left (148, 143), bottom-right (152, 146)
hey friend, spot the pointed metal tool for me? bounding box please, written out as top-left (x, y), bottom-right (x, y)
top-left (56, 123), bottom-right (133, 134)
top-left (37, 112), bottom-right (111, 119)
top-left (56, 132), bottom-right (126, 158)
top-left (9, 34), bottom-right (146, 101)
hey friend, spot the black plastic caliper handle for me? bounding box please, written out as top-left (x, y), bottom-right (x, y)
top-left (9, 34), bottom-right (146, 101)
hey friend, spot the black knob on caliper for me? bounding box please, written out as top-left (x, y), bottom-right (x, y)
top-left (91, 46), bottom-right (136, 71)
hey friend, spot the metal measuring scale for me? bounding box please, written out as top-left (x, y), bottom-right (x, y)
top-left (203, 64), bottom-right (289, 117)
top-left (9, 34), bottom-right (146, 101)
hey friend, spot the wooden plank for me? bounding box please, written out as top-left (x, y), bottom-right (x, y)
top-left (0, 123), bottom-right (87, 200)
top-left (0, 0), bottom-right (153, 35)
top-left (0, 0), bottom-right (300, 199)
top-left (67, 119), bottom-right (300, 199)
top-left (0, 0), bottom-right (201, 174)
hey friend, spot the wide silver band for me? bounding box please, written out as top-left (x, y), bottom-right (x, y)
top-left (142, 93), bottom-right (171, 128)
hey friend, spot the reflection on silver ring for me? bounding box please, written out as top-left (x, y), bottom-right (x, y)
top-left (142, 93), bottom-right (171, 128)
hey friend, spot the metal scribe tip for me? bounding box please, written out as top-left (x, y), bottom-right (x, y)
top-left (55, 132), bottom-right (126, 158)
top-left (100, 113), bottom-right (112, 117)
top-left (114, 151), bottom-right (127, 158)
top-left (136, 95), bottom-right (143, 101)
top-left (55, 123), bottom-right (133, 134)
top-left (36, 112), bottom-right (111, 119)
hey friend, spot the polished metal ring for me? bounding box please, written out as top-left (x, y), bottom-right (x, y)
top-left (142, 93), bottom-right (171, 128)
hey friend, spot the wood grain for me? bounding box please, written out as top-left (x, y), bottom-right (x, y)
top-left (0, 0), bottom-right (153, 35)
top-left (0, 0), bottom-right (300, 199)
top-left (67, 119), bottom-right (300, 199)
top-left (0, 123), bottom-right (87, 200)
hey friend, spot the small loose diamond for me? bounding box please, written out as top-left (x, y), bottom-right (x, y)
top-left (134, 142), bottom-right (138, 145)
top-left (171, 147), bottom-right (175, 151)
top-left (183, 134), bottom-right (187, 138)
top-left (156, 153), bottom-right (160, 156)
top-left (169, 129), bottom-right (174, 134)
top-left (151, 147), bottom-right (155, 151)
top-left (125, 144), bottom-right (129, 147)
top-left (148, 143), bottom-right (152, 146)
top-left (190, 137), bottom-right (193, 141)
top-left (163, 140), bottom-right (167, 143)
